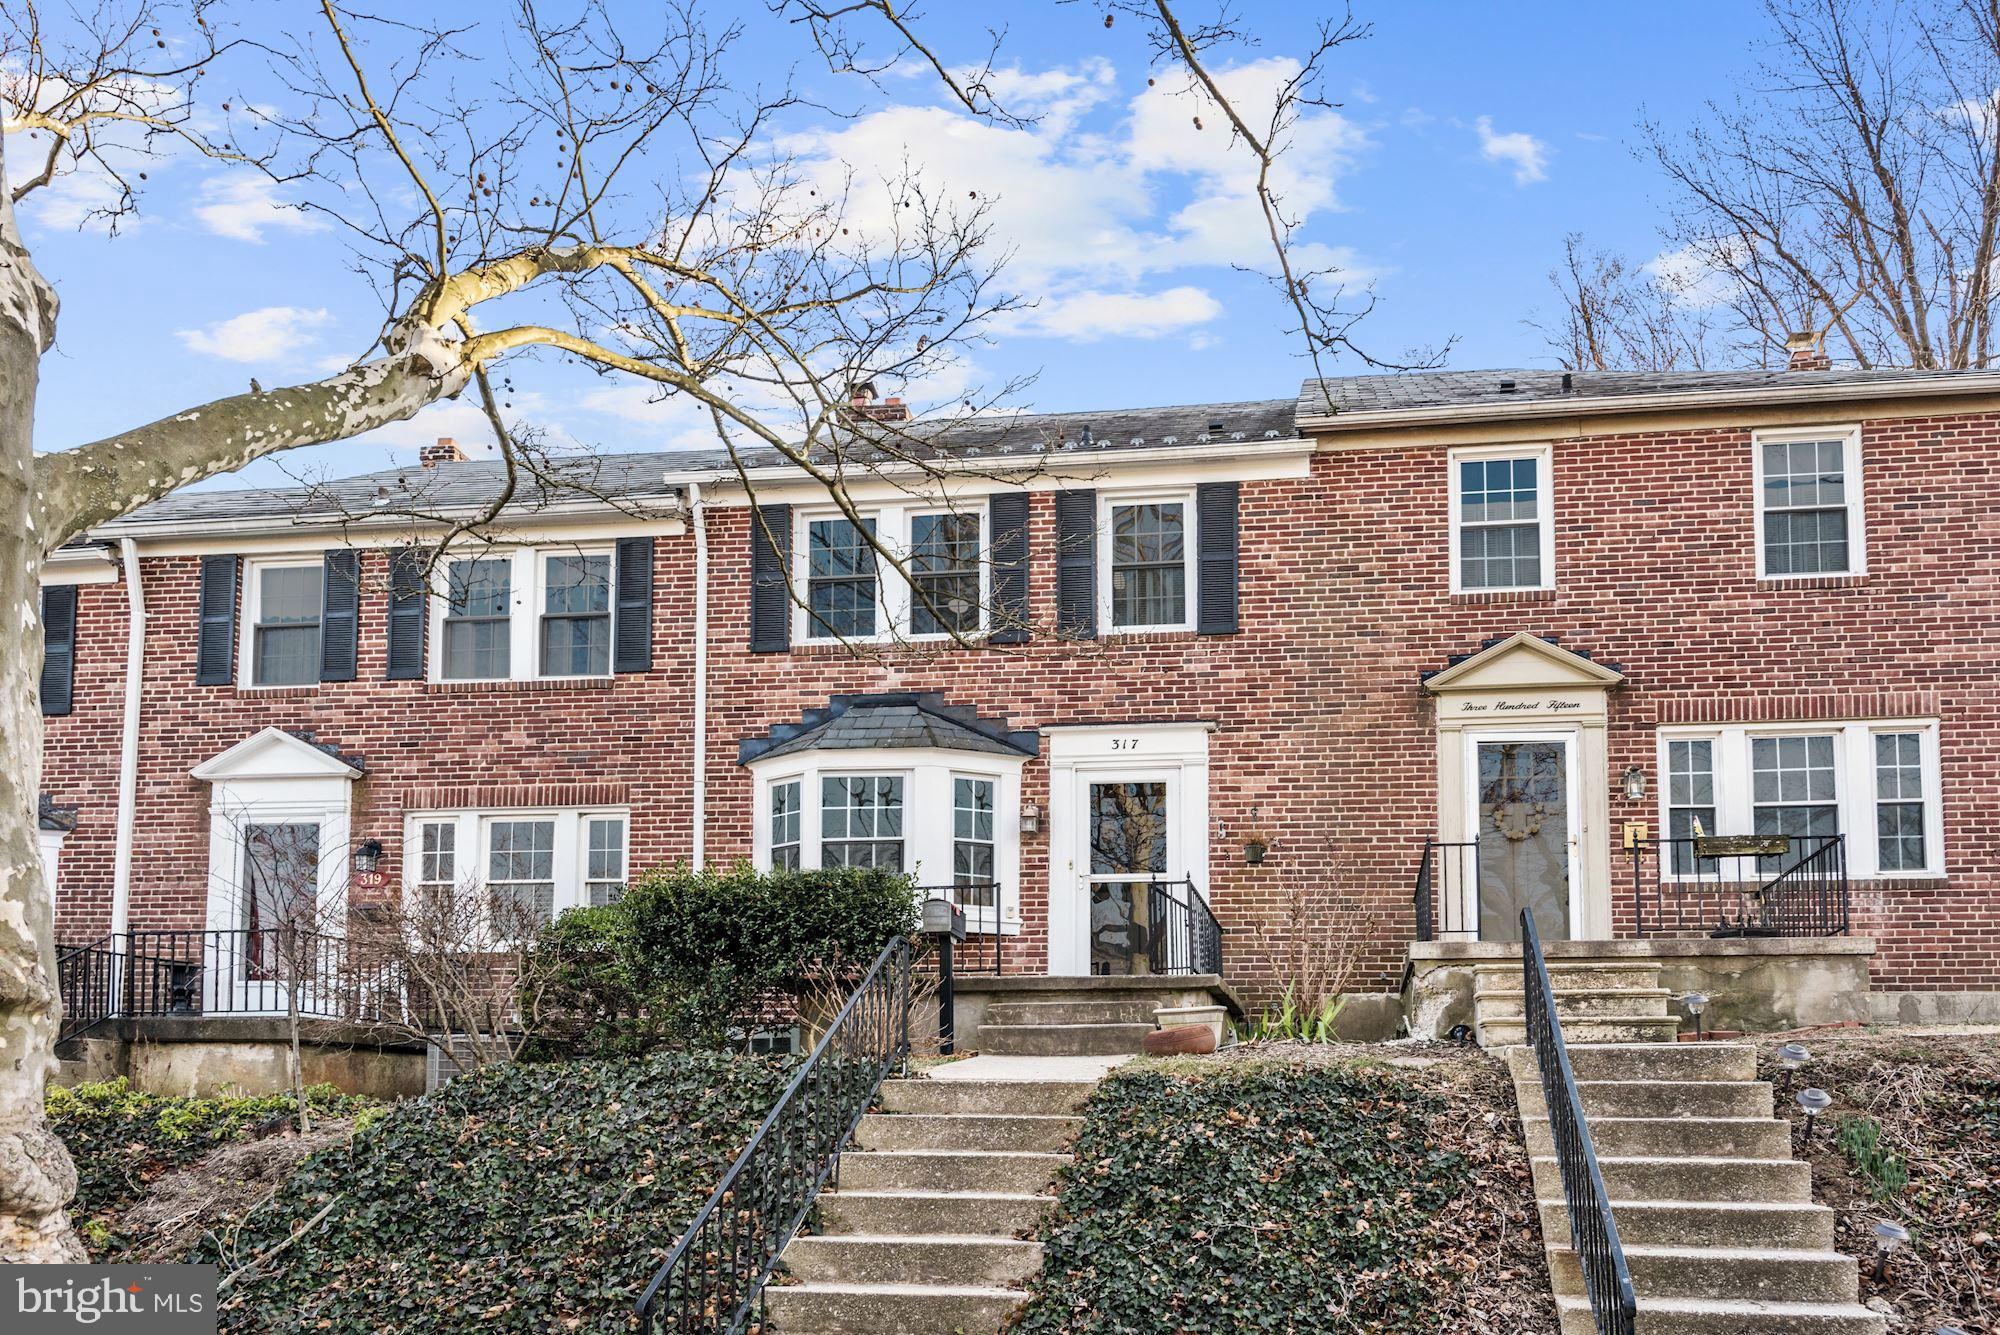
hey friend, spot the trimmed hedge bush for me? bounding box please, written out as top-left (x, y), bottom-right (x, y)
top-left (47, 1078), bottom-right (372, 1257)
top-left (1011, 1059), bottom-right (1467, 1333)
top-left (533, 863), bottom-right (918, 1054)
top-left (191, 1052), bottom-right (795, 1333)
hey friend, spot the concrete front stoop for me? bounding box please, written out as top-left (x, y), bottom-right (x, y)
top-left (1475, 961), bottom-right (1682, 1048)
top-left (764, 1072), bottom-right (1095, 1334)
top-left (1511, 1043), bottom-right (1884, 1335)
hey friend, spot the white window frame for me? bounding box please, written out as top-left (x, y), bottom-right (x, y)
top-left (1654, 719), bottom-right (1943, 880)
top-left (1097, 488), bottom-right (1198, 634)
top-left (792, 502), bottom-right (992, 645)
top-left (1448, 443), bottom-right (1555, 594)
top-left (402, 807), bottom-right (631, 936)
top-left (239, 556), bottom-right (326, 689)
top-left (428, 545), bottom-right (617, 683)
top-left (748, 746), bottom-right (1025, 933)
top-left (1752, 425), bottom-right (1867, 579)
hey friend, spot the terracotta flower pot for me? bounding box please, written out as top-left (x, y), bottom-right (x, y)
top-left (1143, 1024), bottom-right (1217, 1056)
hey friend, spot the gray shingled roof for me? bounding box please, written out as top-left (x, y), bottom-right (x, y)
top-left (740, 692), bottom-right (1039, 764)
top-left (1295, 366), bottom-right (1985, 418)
top-left (101, 396), bottom-right (1300, 531)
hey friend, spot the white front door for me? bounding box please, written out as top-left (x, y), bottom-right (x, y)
top-left (1462, 729), bottom-right (1581, 942)
top-left (1045, 724), bottom-right (1212, 977)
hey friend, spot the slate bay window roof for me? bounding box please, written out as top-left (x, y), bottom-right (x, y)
top-left (739, 693), bottom-right (1039, 765)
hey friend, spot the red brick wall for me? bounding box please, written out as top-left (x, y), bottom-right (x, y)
top-left (40, 406), bottom-right (2000, 999)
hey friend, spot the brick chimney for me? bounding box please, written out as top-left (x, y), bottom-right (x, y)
top-left (845, 382), bottom-right (911, 424)
top-left (420, 437), bottom-right (469, 467)
top-left (1785, 331), bottom-right (1832, 372)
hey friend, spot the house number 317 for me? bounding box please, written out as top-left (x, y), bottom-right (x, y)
top-left (1110, 738), bottom-right (1141, 750)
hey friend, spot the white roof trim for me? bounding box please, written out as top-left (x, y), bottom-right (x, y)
top-left (1422, 631), bottom-right (1625, 693)
top-left (1299, 371), bottom-right (2000, 434)
top-left (192, 727), bottom-right (363, 782)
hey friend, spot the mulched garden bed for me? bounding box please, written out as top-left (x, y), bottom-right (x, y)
top-left (1762, 1029), bottom-right (1999, 1334)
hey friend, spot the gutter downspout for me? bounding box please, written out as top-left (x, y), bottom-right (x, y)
top-left (689, 483), bottom-right (709, 867)
top-left (112, 538), bottom-right (144, 940)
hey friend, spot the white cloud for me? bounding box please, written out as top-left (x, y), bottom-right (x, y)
top-left (1646, 238), bottom-right (1750, 309)
top-left (175, 306), bottom-right (332, 363)
top-left (193, 176), bottom-right (328, 243)
top-left (1475, 115), bottom-right (1549, 185)
top-left (1006, 286), bottom-right (1223, 341)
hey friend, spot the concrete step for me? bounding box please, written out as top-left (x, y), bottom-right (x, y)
top-left (1535, 1155), bottom-right (1812, 1204)
top-left (1475, 961), bottom-right (1666, 991)
top-left (853, 1113), bottom-right (1081, 1154)
top-left (764, 1281), bottom-right (1027, 1334)
top-left (782, 1236), bottom-right (1044, 1288)
top-left (1551, 1244), bottom-right (1859, 1304)
top-left (1541, 1080), bottom-right (1775, 1120)
top-left (1476, 987), bottom-right (1675, 1020)
top-left (977, 1022), bottom-right (1155, 1056)
top-left (816, 1189), bottom-right (1053, 1238)
top-left (1541, 1200), bottom-right (1837, 1251)
top-left (984, 999), bottom-right (1159, 1027)
top-left (1509, 1043), bottom-right (1756, 1085)
top-left (1523, 1115), bottom-right (1791, 1160)
top-left (1557, 1295), bottom-right (1885, 1335)
top-left (837, 1150), bottom-right (1065, 1195)
top-left (1481, 1016), bottom-right (1682, 1046)
top-left (876, 1080), bottom-right (1094, 1117)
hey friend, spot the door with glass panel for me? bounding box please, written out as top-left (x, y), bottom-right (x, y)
top-left (1080, 775), bottom-right (1174, 975)
top-left (237, 821), bottom-right (326, 1011)
top-left (1468, 736), bottom-right (1576, 942)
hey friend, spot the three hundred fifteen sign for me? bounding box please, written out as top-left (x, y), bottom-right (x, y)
top-left (1424, 634), bottom-right (1625, 942)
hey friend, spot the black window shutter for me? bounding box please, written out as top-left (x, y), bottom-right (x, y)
top-left (319, 549), bottom-right (360, 682)
top-left (196, 554), bottom-right (239, 685)
top-left (614, 536), bottom-right (655, 673)
top-left (385, 548), bottom-right (428, 681)
top-left (988, 492), bottom-right (1030, 644)
top-left (40, 584), bottom-right (76, 716)
top-left (749, 504), bottom-right (792, 653)
top-left (1197, 481), bottom-right (1241, 635)
top-left (1054, 489), bottom-right (1097, 639)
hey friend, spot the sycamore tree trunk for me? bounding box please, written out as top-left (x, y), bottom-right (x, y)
top-left (0, 137), bottom-right (82, 1262)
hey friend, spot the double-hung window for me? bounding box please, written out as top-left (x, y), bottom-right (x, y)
top-left (541, 553), bottom-right (611, 676)
top-left (1755, 427), bottom-right (1864, 577)
top-left (806, 517), bottom-right (879, 639)
top-left (820, 775), bottom-right (904, 869)
top-left (770, 779), bottom-right (803, 870)
top-left (1105, 498), bottom-right (1191, 629)
top-left (1450, 446), bottom-right (1552, 592)
top-left (247, 561), bottom-right (324, 686)
top-left (406, 808), bottom-right (629, 935)
top-left (442, 557), bottom-right (512, 680)
top-left (1656, 720), bottom-right (1941, 878)
top-left (953, 776), bottom-right (997, 909)
top-left (909, 511), bottom-right (983, 636)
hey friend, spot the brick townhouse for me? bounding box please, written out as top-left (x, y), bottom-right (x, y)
top-left (35, 360), bottom-right (2000, 1035)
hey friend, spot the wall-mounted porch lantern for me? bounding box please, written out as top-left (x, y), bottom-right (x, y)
top-left (1621, 765), bottom-right (1647, 802)
top-left (353, 839), bottom-right (384, 874)
top-left (1019, 802), bottom-right (1042, 835)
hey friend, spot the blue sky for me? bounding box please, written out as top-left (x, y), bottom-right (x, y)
top-left (17, 1), bottom-right (1776, 489)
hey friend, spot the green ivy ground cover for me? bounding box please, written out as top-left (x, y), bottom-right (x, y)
top-left (47, 1078), bottom-right (375, 1257)
top-left (1009, 1056), bottom-right (1481, 1334)
top-left (187, 1052), bottom-right (796, 1333)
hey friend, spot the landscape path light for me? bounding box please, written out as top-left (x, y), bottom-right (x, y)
top-left (1682, 991), bottom-right (1709, 1041)
top-left (1796, 1087), bottom-right (1831, 1143)
top-left (1872, 1220), bottom-right (1910, 1281)
top-left (1777, 1042), bottom-right (1810, 1091)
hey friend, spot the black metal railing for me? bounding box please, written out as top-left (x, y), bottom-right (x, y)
top-left (1087, 877), bottom-right (1223, 977)
top-left (1630, 834), bottom-right (1849, 939)
top-left (1521, 908), bottom-right (1637, 1335)
top-left (54, 928), bottom-right (407, 1030)
top-left (56, 936), bottom-right (122, 1043)
top-left (1414, 838), bottom-right (1481, 942)
top-left (914, 883), bottom-right (1006, 974)
top-left (633, 936), bottom-right (913, 1335)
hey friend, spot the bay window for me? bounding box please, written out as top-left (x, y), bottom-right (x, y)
top-left (821, 775), bottom-right (904, 869)
top-left (1655, 720), bottom-right (1942, 878)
